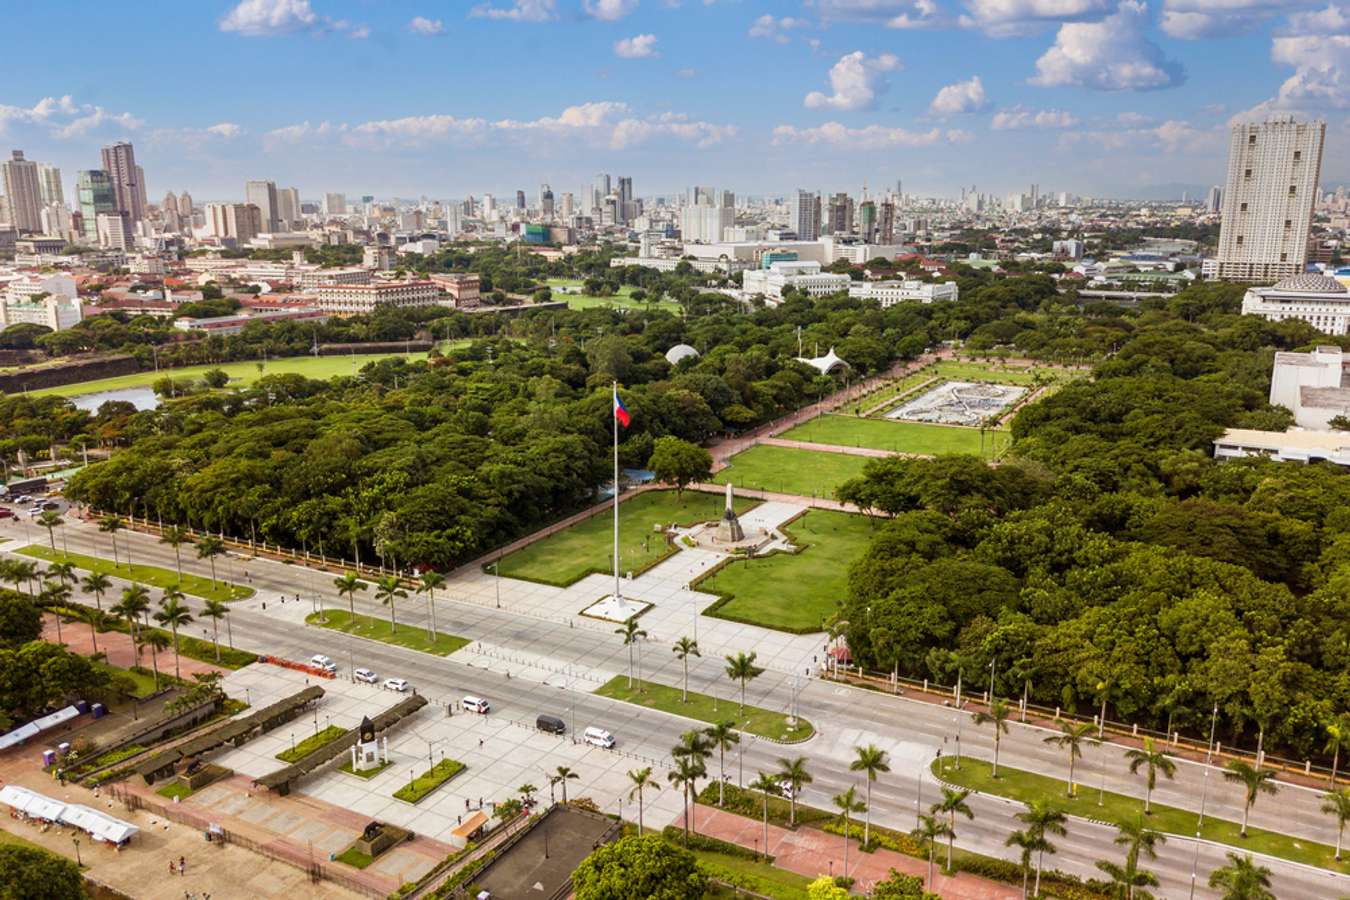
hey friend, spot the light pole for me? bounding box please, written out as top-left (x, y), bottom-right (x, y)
top-left (493, 561), bottom-right (501, 609)
top-left (1098, 739), bottom-right (1107, 807)
top-left (1206, 703), bottom-right (1219, 764)
top-left (1189, 766), bottom-right (1212, 900)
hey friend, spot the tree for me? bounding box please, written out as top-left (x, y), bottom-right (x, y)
top-left (79, 571), bottom-right (111, 612)
top-left (202, 368), bottom-right (230, 389)
top-left (1005, 829), bottom-right (1039, 900)
top-left (931, 787), bottom-right (973, 873)
top-left (777, 756), bottom-right (812, 827)
top-left (616, 617), bottom-right (648, 690)
top-left (0, 592), bottom-right (41, 648)
top-left (647, 436), bottom-right (712, 500)
top-left (1015, 799), bottom-right (1068, 897)
top-left (850, 744), bottom-right (890, 848)
top-left (8, 561), bottom-right (37, 597)
top-left (200, 598), bottom-right (228, 663)
top-left (36, 509), bottom-right (63, 552)
top-left (45, 561), bottom-right (75, 591)
top-left (1043, 721), bottom-right (1094, 798)
top-left (833, 784), bottom-right (865, 882)
top-left (725, 650), bottom-right (764, 715)
top-left (417, 571), bottom-right (444, 641)
top-left (554, 765), bottom-right (578, 804)
top-left (667, 755), bottom-right (705, 842)
top-left (870, 868), bottom-right (940, 900)
top-left (333, 571), bottom-right (367, 620)
top-left (1323, 788), bottom-right (1350, 861)
top-left (154, 589), bottom-right (193, 681)
top-left (196, 536), bottom-right (225, 587)
top-left (1325, 716), bottom-right (1350, 789)
top-left (374, 574), bottom-right (406, 633)
top-left (40, 581), bottom-right (71, 645)
top-left (750, 771), bottom-right (779, 857)
top-left (159, 525), bottom-right (192, 578)
top-left (673, 636), bottom-right (699, 702)
top-left (1208, 852), bottom-right (1274, 900)
top-left (572, 834), bottom-right (706, 900)
top-left (911, 814), bottom-right (952, 892)
top-left (807, 875), bottom-right (849, 900)
top-left (1097, 819), bottom-right (1164, 900)
top-left (628, 766), bottom-right (658, 835)
top-left (143, 629), bottom-right (170, 692)
top-left (112, 584), bottom-right (150, 678)
top-left (0, 844), bottom-right (86, 900)
top-left (1123, 737), bottom-right (1176, 816)
top-left (973, 698), bottom-right (1012, 778)
top-left (98, 514), bottom-right (126, 567)
top-left (1223, 760), bottom-right (1278, 838)
top-left (704, 720), bottom-right (739, 808)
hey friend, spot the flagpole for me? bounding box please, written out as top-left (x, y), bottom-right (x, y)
top-left (613, 380), bottom-right (621, 603)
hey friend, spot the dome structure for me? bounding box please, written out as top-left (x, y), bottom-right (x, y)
top-left (664, 343), bottom-right (700, 366)
top-left (1273, 273), bottom-right (1348, 294)
top-left (796, 347), bottom-right (850, 374)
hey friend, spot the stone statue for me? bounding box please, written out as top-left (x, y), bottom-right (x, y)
top-left (715, 481), bottom-right (745, 543)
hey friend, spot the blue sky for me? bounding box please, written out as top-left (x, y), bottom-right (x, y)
top-left (1, 0), bottom-right (1346, 201)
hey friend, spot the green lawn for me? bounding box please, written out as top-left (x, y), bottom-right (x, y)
top-left (340, 759), bottom-right (393, 780)
top-left (697, 509), bottom-right (874, 633)
top-left (23, 351), bottom-right (442, 399)
top-left (393, 758), bottom-right (466, 803)
top-left (936, 757), bottom-right (1350, 875)
top-left (595, 676), bottom-right (813, 743)
top-left (19, 545), bottom-right (253, 602)
top-left (711, 445), bottom-right (871, 498)
top-left (546, 278), bottom-right (682, 314)
top-left (779, 415), bottom-right (1011, 458)
top-left (496, 490), bottom-right (758, 588)
top-left (306, 610), bottom-right (469, 656)
top-left (335, 847), bottom-right (375, 869)
top-left (92, 660), bottom-right (159, 698)
top-left (277, 725), bottom-right (347, 763)
top-left (696, 851), bottom-right (813, 900)
top-left (156, 782), bottom-right (193, 801)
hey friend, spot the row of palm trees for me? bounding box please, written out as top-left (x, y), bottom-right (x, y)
top-left (615, 630), bottom-right (767, 719)
top-left (331, 570), bottom-right (446, 640)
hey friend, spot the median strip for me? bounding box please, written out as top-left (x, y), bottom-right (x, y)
top-left (18, 545), bottom-right (252, 602)
top-left (305, 610), bottom-right (469, 656)
top-left (595, 676), bottom-right (813, 743)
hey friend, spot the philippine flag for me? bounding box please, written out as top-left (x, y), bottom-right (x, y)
top-left (613, 388), bottom-right (631, 429)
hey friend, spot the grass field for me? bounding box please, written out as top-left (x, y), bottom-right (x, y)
top-left (711, 445), bottom-right (871, 498)
top-left (393, 758), bottom-right (466, 803)
top-left (277, 724), bottom-right (347, 763)
top-left (19, 545), bottom-right (253, 602)
top-left (779, 415), bottom-right (1011, 458)
top-left (698, 509), bottom-right (874, 633)
top-left (936, 757), bottom-right (1350, 875)
top-left (339, 759), bottom-right (392, 779)
top-left (306, 610), bottom-right (469, 657)
top-left (596, 676), bottom-right (813, 742)
top-left (546, 278), bottom-right (683, 314)
top-left (155, 782), bottom-right (193, 801)
top-left (335, 847), bottom-right (374, 869)
top-left (496, 490), bottom-right (758, 588)
top-left (92, 660), bottom-right (159, 698)
top-left (696, 850), bottom-right (813, 900)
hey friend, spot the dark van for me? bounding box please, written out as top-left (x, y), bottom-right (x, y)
top-left (536, 714), bottom-right (566, 735)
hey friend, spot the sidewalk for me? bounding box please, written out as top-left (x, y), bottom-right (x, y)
top-left (685, 804), bottom-right (1020, 900)
top-left (41, 613), bottom-right (231, 680)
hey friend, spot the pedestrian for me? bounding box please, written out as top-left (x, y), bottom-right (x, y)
top-left (179, 855), bottom-right (186, 875)
top-left (169, 859), bottom-right (175, 876)
top-left (478, 738), bottom-right (483, 749)
top-left (465, 798), bottom-right (470, 810)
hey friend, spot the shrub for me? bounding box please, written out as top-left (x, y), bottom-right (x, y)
top-left (660, 826), bottom-right (768, 862)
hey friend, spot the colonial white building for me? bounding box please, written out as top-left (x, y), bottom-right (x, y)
top-left (848, 279), bottom-right (958, 306)
top-left (313, 281), bottom-right (442, 314)
top-left (741, 261), bottom-right (850, 300)
top-left (1214, 427), bottom-right (1350, 466)
top-left (0, 295), bottom-right (83, 331)
top-left (1240, 272), bottom-right (1350, 334)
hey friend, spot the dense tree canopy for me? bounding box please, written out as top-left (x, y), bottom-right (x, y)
top-left (572, 834), bottom-right (706, 900)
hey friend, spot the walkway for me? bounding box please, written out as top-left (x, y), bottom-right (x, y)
top-left (41, 613), bottom-right (230, 680)
top-left (686, 804), bottom-right (1020, 900)
top-left (758, 437), bottom-right (896, 459)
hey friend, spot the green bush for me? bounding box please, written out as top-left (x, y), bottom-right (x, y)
top-left (822, 820), bottom-right (927, 857)
top-left (660, 826), bottom-right (768, 862)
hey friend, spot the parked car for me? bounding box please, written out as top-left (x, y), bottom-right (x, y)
top-left (0, 508), bottom-right (13, 519)
top-left (536, 714), bottom-right (566, 735)
top-left (776, 779), bottom-right (798, 800)
top-left (353, 668), bottom-right (378, 684)
top-left (383, 678), bottom-right (410, 693)
top-left (310, 654), bottom-right (337, 673)
top-left (461, 696), bottom-right (490, 714)
top-left (583, 726), bottom-right (615, 749)
top-left (26, 507), bottom-right (43, 517)
top-left (14, 495), bottom-right (31, 504)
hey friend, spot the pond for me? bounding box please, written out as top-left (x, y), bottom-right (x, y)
top-left (69, 386), bottom-right (161, 412)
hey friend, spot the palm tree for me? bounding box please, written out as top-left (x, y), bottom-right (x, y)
top-left (673, 636), bottom-right (700, 702)
top-left (80, 571), bottom-right (112, 612)
top-left (750, 772), bottom-right (779, 858)
top-left (154, 590), bottom-right (194, 681)
top-left (615, 617), bottom-right (648, 690)
top-left (911, 813), bottom-right (953, 892)
top-left (83, 607), bottom-right (109, 656)
top-left (333, 571), bottom-right (367, 620)
top-left (37, 509), bottom-right (64, 552)
top-left (1208, 852), bottom-right (1275, 900)
top-left (932, 787), bottom-right (974, 873)
top-left (704, 721), bottom-right (740, 807)
top-left (668, 755), bottom-right (705, 842)
top-left (196, 536), bottom-right (226, 587)
top-left (1043, 721), bottom-right (1095, 797)
top-left (1323, 788), bottom-right (1350, 860)
top-left (98, 514), bottom-right (127, 567)
top-left (1016, 799), bottom-right (1068, 897)
top-left (554, 765), bottom-right (578, 804)
top-left (143, 630), bottom-right (170, 691)
top-left (159, 525), bottom-right (192, 578)
top-left (833, 785), bottom-right (865, 881)
top-left (627, 767), bottom-right (658, 835)
top-left (1326, 716), bottom-right (1350, 789)
top-left (417, 571), bottom-right (445, 640)
top-left (200, 598), bottom-right (228, 663)
top-left (850, 744), bottom-right (890, 848)
top-left (1123, 737), bottom-right (1176, 816)
top-left (41, 581), bottom-right (71, 645)
top-left (1099, 819), bottom-right (1164, 900)
top-left (672, 728), bottom-right (713, 817)
top-left (776, 756), bottom-right (812, 827)
top-left (46, 561), bottom-right (76, 590)
top-left (374, 574), bottom-right (406, 633)
top-left (1223, 760), bottom-right (1278, 838)
top-left (1005, 829), bottom-right (1039, 899)
top-left (724, 651), bottom-right (764, 715)
top-left (8, 559), bottom-right (37, 596)
top-left (973, 697), bottom-right (1012, 777)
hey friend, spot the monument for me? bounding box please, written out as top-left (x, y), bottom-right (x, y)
top-left (715, 482), bottom-right (744, 543)
top-left (350, 715), bottom-right (387, 771)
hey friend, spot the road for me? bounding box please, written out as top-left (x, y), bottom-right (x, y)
top-left (11, 513), bottom-right (1349, 899)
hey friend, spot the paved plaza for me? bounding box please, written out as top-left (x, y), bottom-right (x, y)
top-left (885, 380), bottom-right (1027, 425)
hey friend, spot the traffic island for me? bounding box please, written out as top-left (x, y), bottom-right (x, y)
top-left (393, 758), bottom-right (466, 804)
top-left (595, 676), bottom-right (813, 743)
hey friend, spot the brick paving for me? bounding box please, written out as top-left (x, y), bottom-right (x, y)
top-left (42, 613), bottom-right (231, 680)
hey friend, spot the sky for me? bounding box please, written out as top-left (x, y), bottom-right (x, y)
top-left (2, 0), bottom-right (1348, 202)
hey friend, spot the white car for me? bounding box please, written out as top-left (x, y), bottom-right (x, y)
top-left (26, 507), bottom-right (43, 517)
top-left (353, 668), bottom-right (378, 684)
top-left (383, 677), bottom-right (410, 692)
top-left (583, 726), bottom-right (615, 749)
top-left (309, 654), bottom-right (337, 673)
top-left (777, 779), bottom-right (799, 800)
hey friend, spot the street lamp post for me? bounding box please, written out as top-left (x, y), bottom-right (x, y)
top-left (1205, 704), bottom-right (1219, 764)
top-left (494, 561), bottom-right (501, 609)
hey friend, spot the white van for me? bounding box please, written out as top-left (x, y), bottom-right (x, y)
top-left (461, 696), bottom-right (490, 714)
top-left (310, 654), bottom-right (337, 673)
top-left (583, 726), bottom-right (615, 749)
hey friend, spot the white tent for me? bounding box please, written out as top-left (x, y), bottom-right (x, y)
top-left (0, 784), bottom-right (66, 821)
top-left (60, 804), bottom-right (138, 844)
top-left (0, 705), bottom-right (81, 750)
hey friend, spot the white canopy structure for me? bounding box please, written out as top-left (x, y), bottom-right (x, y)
top-left (664, 343), bottom-right (700, 366)
top-left (795, 347), bottom-right (850, 374)
top-left (0, 785), bottom-right (139, 844)
top-left (0, 705), bottom-right (80, 751)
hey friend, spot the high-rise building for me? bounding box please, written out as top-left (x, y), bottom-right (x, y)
top-left (1209, 118), bottom-right (1326, 282)
top-left (878, 201), bottom-right (896, 245)
top-left (680, 204), bottom-right (733, 243)
top-left (859, 200), bottom-right (877, 242)
top-left (827, 192), bottom-right (853, 235)
top-left (207, 202), bottom-right (262, 245)
top-left (1207, 186), bottom-right (1222, 214)
top-left (76, 170), bottom-right (117, 243)
top-left (177, 191), bottom-right (193, 219)
top-left (100, 142), bottom-right (144, 223)
top-left (245, 180), bottom-right (280, 232)
top-left (135, 165), bottom-right (148, 213)
top-left (791, 190), bottom-right (821, 240)
top-left (96, 211), bottom-right (133, 250)
top-left (540, 184), bottom-right (555, 220)
top-left (324, 192), bottom-right (346, 215)
top-left (37, 163), bottom-right (62, 206)
top-left (617, 176), bottom-right (633, 224)
top-left (482, 194), bottom-right (496, 218)
top-left (560, 192), bottom-right (574, 219)
top-left (592, 174), bottom-right (611, 212)
top-left (1, 151), bottom-right (42, 233)
top-left (515, 190), bottom-right (526, 210)
top-left (277, 187), bottom-right (300, 228)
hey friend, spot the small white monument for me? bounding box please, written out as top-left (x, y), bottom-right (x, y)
top-left (350, 715), bottom-right (386, 771)
top-left (714, 481), bottom-right (745, 544)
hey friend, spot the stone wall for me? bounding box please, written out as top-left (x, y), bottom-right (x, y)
top-left (0, 354), bottom-right (141, 393)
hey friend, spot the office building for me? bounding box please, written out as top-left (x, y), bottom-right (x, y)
top-left (592, 174), bottom-right (611, 212)
top-left (277, 187), bottom-right (300, 228)
top-left (96, 212), bottom-right (134, 250)
top-left (742, 261), bottom-right (850, 300)
top-left (0, 294), bottom-right (83, 331)
top-left (827, 193), bottom-right (853, 235)
top-left (76, 170), bottom-right (117, 243)
top-left (1207, 186), bottom-right (1222, 214)
top-left (313, 281), bottom-right (442, 314)
top-left (680, 204), bottom-right (733, 243)
top-left (1241, 272), bottom-right (1350, 334)
top-left (858, 201), bottom-right (877, 242)
top-left (37, 163), bottom-right (62, 206)
top-left (177, 192), bottom-right (193, 219)
top-left (245, 180), bottom-right (280, 232)
top-left (1207, 118), bottom-right (1325, 281)
top-left (100, 142), bottom-right (144, 223)
top-left (207, 202), bottom-right (263, 245)
top-left (560, 192), bottom-right (574, 219)
top-left (428, 273), bottom-right (481, 308)
top-left (791, 190), bottom-right (821, 241)
top-left (324, 192), bottom-right (346, 215)
top-left (1, 151), bottom-right (42, 233)
top-left (515, 190), bottom-right (526, 210)
top-left (540, 184), bottom-right (554, 220)
top-left (878, 201), bottom-right (895, 245)
top-left (617, 176), bottom-right (633, 224)
top-left (848, 279), bottom-right (959, 307)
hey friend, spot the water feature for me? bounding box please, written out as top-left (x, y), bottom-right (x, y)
top-left (69, 386), bottom-right (160, 412)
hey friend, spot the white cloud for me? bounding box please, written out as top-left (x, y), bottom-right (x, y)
top-left (772, 121), bottom-right (963, 149)
top-left (990, 105), bottom-right (1078, 129)
top-left (409, 16), bottom-right (445, 35)
top-left (1031, 1), bottom-right (1185, 91)
top-left (205, 123), bottom-right (243, 138)
top-left (1232, 11), bottom-right (1350, 118)
top-left (220, 0), bottom-right (320, 35)
top-left (749, 14), bottom-right (805, 43)
top-left (815, 0), bottom-right (943, 28)
top-left (1160, 0), bottom-right (1318, 39)
top-left (0, 95), bottom-right (141, 139)
top-left (929, 76), bottom-right (989, 115)
top-left (804, 51), bottom-right (901, 111)
top-left (263, 120), bottom-right (338, 146)
top-left (958, 0), bottom-right (1112, 36)
top-left (1116, 111), bottom-right (1153, 126)
top-left (349, 24), bottom-right (370, 38)
top-left (584, 0), bottom-right (639, 20)
top-left (614, 33), bottom-right (659, 58)
top-left (349, 115), bottom-right (490, 145)
top-left (470, 0), bottom-right (558, 21)
top-left (1060, 119), bottom-right (1215, 153)
top-left (675, 67), bottom-right (697, 78)
top-left (609, 112), bottom-right (737, 149)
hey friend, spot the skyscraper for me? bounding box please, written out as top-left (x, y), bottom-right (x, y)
top-left (245, 180), bottom-right (280, 232)
top-left (1, 151), bottom-right (42, 233)
top-left (617, 176), bottom-right (633, 224)
top-left (1207, 186), bottom-right (1222, 213)
top-left (77, 170), bottom-right (117, 243)
top-left (540, 184), bottom-right (555, 220)
top-left (791, 190), bottom-right (821, 240)
top-left (37, 163), bottom-right (62, 206)
top-left (1209, 117), bottom-right (1325, 281)
top-left (515, 190), bottom-right (526, 210)
top-left (859, 200), bottom-right (877, 242)
top-left (592, 173), bottom-right (611, 212)
top-left (878, 200), bottom-right (896, 244)
top-left (560, 192), bottom-right (574, 219)
top-left (100, 141), bottom-right (144, 223)
top-left (277, 187), bottom-right (300, 228)
top-left (177, 191), bottom-right (193, 218)
top-left (827, 192), bottom-right (853, 235)
top-left (324, 192), bottom-right (346, 215)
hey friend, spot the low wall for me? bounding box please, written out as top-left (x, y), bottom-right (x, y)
top-left (317, 341), bottom-right (433, 356)
top-left (0, 354), bottom-right (140, 393)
